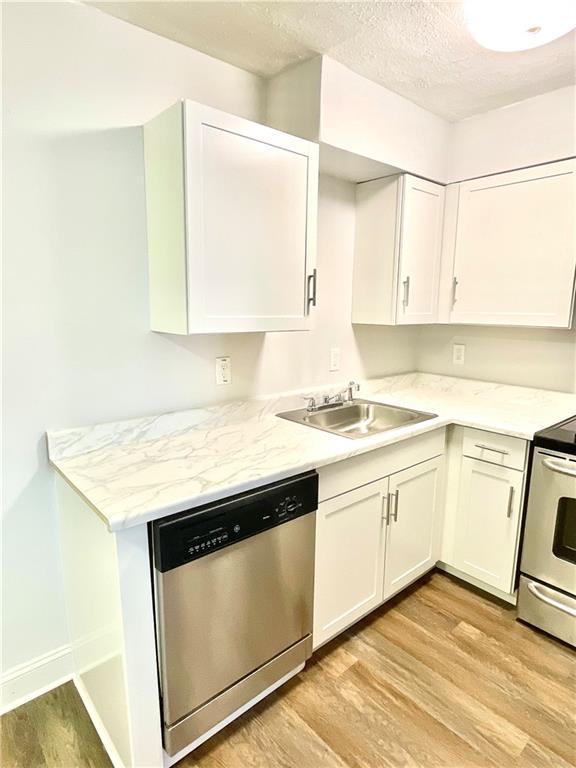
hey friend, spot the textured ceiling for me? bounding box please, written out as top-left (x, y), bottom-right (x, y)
top-left (94, 1), bottom-right (576, 120)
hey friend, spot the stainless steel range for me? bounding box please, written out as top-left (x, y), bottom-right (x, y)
top-left (518, 416), bottom-right (576, 646)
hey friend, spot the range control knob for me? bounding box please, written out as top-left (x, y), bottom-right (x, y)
top-left (233, 524), bottom-right (241, 534)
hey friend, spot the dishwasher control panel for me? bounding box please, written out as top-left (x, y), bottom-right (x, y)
top-left (151, 471), bottom-right (318, 572)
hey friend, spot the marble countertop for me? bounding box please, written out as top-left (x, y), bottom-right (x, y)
top-left (47, 373), bottom-right (576, 532)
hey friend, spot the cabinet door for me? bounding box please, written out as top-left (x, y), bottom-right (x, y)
top-left (313, 480), bottom-right (388, 648)
top-left (454, 457), bottom-right (524, 593)
top-left (384, 456), bottom-right (443, 599)
top-left (450, 160), bottom-right (576, 328)
top-left (396, 176), bottom-right (445, 325)
top-left (185, 101), bottom-right (319, 333)
top-left (144, 100), bottom-right (319, 335)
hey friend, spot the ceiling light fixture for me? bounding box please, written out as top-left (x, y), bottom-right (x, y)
top-left (464, 0), bottom-right (576, 52)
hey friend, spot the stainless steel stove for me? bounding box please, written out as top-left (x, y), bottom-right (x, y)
top-left (518, 416), bottom-right (576, 646)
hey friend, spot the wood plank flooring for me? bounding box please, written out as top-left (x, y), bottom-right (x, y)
top-left (2, 572), bottom-right (575, 768)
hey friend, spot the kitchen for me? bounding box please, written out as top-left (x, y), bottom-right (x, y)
top-left (2, 2), bottom-right (576, 767)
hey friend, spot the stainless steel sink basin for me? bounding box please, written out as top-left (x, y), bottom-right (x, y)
top-left (277, 399), bottom-right (437, 439)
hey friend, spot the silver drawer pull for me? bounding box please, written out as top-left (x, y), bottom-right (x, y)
top-left (475, 443), bottom-right (509, 456)
top-left (527, 582), bottom-right (576, 618)
top-left (542, 457), bottom-right (576, 478)
top-left (507, 486), bottom-right (514, 518)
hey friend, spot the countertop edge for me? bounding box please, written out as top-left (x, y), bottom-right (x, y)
top-left (50, 412), bottom-right (539, 533)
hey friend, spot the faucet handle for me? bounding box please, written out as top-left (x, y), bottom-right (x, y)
top-left (346, 380), bottom-right (360, 402)
top-left (302, 395), bottom-right (317, 411)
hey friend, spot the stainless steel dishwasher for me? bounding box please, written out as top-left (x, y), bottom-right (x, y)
top-left (151, 471), bottom-right (318, 756)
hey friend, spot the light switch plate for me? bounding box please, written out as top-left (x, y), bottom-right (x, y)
top-left (216, 356), bottom-right (232, 385)
top-left (329, 347), bottom-right (341, 372)
top-left (452, 344), bottom-right (466, 365)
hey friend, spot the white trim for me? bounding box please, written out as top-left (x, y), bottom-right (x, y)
top-left (437, 561), bottom-right (517, 605)
top-left (0, 644), bottom-right (72, 714)
top-left (73, 675), bottom-right (127, 768)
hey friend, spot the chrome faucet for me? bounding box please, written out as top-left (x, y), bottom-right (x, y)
top-left (304, 391), bottom-right (344, 412)
top-left (303, 382), bottom-right (359, 413)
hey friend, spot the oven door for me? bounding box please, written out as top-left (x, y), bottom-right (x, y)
top-left (521, 449), bottom-right (576, 595)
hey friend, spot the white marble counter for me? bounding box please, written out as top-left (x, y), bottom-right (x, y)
top-left (47, 373), bottom-right (576, 532)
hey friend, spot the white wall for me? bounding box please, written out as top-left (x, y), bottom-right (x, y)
top-left (2, 1), bottom-right (417, 705)
top-left (267, 59), bottom-right (575, 187)
top-left (450, 85), bottom-right (576, 182)
top-left (319, 57), bottom-right (452, 183)
top-left (417, 326), bottom-right (576, 393)
top-left (266, 56), bottom-right (452, 183)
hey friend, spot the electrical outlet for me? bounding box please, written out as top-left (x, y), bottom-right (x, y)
top-left (329, 347), bottom-right (341, 372)
top-left (452, 343), bottom-right (466, 365)
top-left (215, 356), bottom-right (232, 385)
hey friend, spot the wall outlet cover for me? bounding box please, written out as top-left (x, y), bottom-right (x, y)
top-left (329, 347), bottom-right (341, 372)
top-left (216, 356), bottom-right (232, 385)
top-left (452, 343), bottom-right (466, 365)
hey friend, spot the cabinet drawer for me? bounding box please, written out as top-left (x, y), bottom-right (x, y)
top-left (462, 427), bottom-right (527, 471)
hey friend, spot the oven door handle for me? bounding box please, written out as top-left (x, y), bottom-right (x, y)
top-left (527, 581), bottom-right (576, 618)
top-left (542, 457), bottom-right (576, 478)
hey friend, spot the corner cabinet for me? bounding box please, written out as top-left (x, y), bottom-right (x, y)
top-left (440, 426), bottom-right (528, 599)
top-left (143, 100), bottom-right (319, 334)
top-left (352, 174), bottom-right (445, 326)
top-left (313, 450), bottom-right (444, 648)
top-left (448, 159), bottom-right (576, 328)
top-left (453, 458), bottom-right (524, 593)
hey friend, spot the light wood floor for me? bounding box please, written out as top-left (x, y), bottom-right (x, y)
top-left (2, 572), bottom-right (575, 768)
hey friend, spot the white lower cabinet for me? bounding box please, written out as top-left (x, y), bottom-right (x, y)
top-left (453, 457), bottom-right (524, 593)
top-left (384, 457), bottom-right (443, 599)
top-left (313, 480), bottom-right (388, 648)
top-left (313, 455), bottom-right (444, 648)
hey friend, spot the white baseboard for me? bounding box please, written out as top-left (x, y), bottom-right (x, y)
top-left (437, 561), bottom-right (517, 605)
top-left (0, 644), bottom-right (73, 715)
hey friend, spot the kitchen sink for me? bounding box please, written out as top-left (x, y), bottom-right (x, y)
top-left (277, 399), bottom-right (437, 439)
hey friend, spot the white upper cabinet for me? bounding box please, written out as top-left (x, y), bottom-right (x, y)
top-left (352, 174), bottom-right (445, 325)
top-left (448, 159), bottom-right (576, 328)
top-left (143, 100), bottom-right (319, 334)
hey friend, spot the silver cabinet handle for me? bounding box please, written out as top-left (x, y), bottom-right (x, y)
top-left (402, 276), bottom-right (410, 308)
top-left (542, 457), bottom-right (576, 478)
top-left (389, 490), bottom-right (399, 522)
top-left (451, 276), bottom-right (458, 306)
top-left (381, 493), bottom-right (389, 524)
top-left (307, 268), bottom-right (317, 310)
top-left (527, 581), bottom-right (576, 618)
top-left (507, 486), bottom-right (514, 518)
top-left (475, 443), bottom-right (510, 456)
